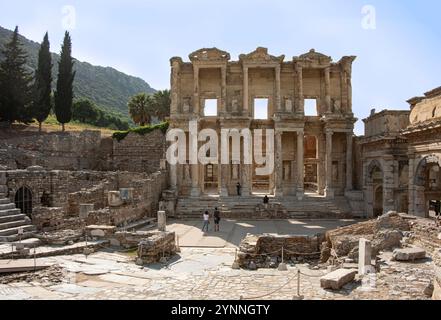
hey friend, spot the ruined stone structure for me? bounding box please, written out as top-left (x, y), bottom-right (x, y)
top-left (169, 47), bottom-right (357, 201)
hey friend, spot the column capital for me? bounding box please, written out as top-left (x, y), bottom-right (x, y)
top-left (325, 129), bottom-right (334, 136)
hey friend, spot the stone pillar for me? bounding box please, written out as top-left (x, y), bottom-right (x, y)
top-left (275, 131), bottom-right (283, 197)
top-left (408, 155), bottom-right (415, 215)
top-left (193, 65), bottom-right (200, 115)
top-left (297, 130), bottom-right (305, 200)
top-left (170, 164), bottom-right (177, 191)
top-left (275, 65), bottom-right (282, 112)
top-left (243, 66), bottom-right (249, 116)
top-left (190, 164), bottom-right (200, 197)
top-left (383, 157), bottom-right (396, 214)
top-left (318, 134), bottom-right (326, 195)
top-left (296, 65), bottom-right (304, 114)
top-left (170, 59), bottom-right (180, 115)
top-left (157, 211), bottom-right (167, 232)
top-left (358, 238), bottom-right (372, 276)
top-left (219, 163), bottom-right (229, 197)
top-left (324, 67), bottom-right (331, 113)
top-left (346, 133), bottom-right (353, 191)
top-left (241, 164), bottom-right (251, 196)
top-left (325, 130), bottom-right (334, 199)
top-left (221, 66), bottom-right (227, 115)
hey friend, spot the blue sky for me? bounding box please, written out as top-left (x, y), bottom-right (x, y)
top-left (1, 0), bottom-right (440, 134)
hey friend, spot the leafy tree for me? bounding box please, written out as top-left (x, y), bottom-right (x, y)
top-left (128, 93), bottom-right (153, 126)
top-left (152, 89), bottom-right (171, 121)
top-left (0, 26), bottom-right (33, 125)
top-left (54, 31), bottom-right (75, 131)
top-left (33, 32), bottom-right (53, 132)
top-left (72, 99), bottom-right (99, 123)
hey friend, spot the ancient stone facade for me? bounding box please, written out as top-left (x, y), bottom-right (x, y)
top-left (169, 47), bottom-right (357, 199)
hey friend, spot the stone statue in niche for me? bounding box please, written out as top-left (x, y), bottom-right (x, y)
top-left (184, 164), bottom-right (191, 182)
top-left (332, 99), bottom-right (341, 114)
top-left (231, 91), bottom-right (241, 113)
top-left (283, 163), bottom-right (291, 180)
top-left (183, 97), bottom-right (191, 113)
top-left (285, 98), bottom-right (293, 113)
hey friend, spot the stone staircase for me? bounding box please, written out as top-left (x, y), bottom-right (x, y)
top-left (0, 185), bottom-right (37, 242)
top-left (174, 194), bottom-right (353, 219)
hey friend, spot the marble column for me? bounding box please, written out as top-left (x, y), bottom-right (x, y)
top-left (170, 164), bottom-right (177, 191)
top-left (297, 130), bottom-right (304, 200)
top-left (346, 133), bottom-right (353, 191)
top-left (324, 67), bottom-right (331, 113)
top-left (219, 164), bottom-right (229, 197)
top-left (296, 65), bottom-right (304, 114)
top-left (408, 156), bottom-right (415, 216)
top-left (193, 65), bottom-right (200, 115)
top-left (275, 65), bottom-right (282, 112)
top-left (243, 66), bottom-right (249, 116)
top-left (170, 60), bottom-right (180, 115)
top-left (221, 66), bottom-right (227, 115)
top-left (325, 130), bottom-right (334, 199)
top-left (274, 131), bottom-right (283, 197)
top-left (190, 164), bottom-right (200, 197)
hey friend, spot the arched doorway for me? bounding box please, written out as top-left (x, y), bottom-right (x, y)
top-left (15, 187), bottom-right (33, 216)
top-left (414, 155), bottom-right (441, 218)
top-left (374, 185), bottom-right (383, 217)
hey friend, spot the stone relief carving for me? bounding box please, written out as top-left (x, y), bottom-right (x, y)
top-left (184, 164), bottom-right (191, 182)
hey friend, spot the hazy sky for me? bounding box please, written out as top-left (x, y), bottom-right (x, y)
top-left (1, 0), bottom-right (440, 134)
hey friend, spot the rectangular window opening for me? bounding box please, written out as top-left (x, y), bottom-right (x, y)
top-left (254, 98), bottom-right (269, 120)
top-left (304, 99), bottom-right (318, 116)
top-left (204, 99), bottom-right (218, 117)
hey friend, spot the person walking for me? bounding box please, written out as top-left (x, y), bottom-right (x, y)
top-left (214, 207), bottom-right (221, 232)
top-left (263, 195), bottom-right (269, 209)
top-left (236, 182), bottom-right (242, 196)
top-left (202, 211), bottom-right (210, 233)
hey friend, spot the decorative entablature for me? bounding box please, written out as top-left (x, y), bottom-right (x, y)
top-left (358, 134), bottom-right (407, 147)
top-left (294, 49), bottom-right (332, 69)
top-left (188, 48), bottom-right (230, 66)
top-left (239, 47), bottom-right (285, 67)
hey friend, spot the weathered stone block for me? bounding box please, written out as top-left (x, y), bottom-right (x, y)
top-left (320, 269), bottom-right (357, 290)
top-left (392, 247), bottom-right (426, 261)
top-left (108, 191), bottom-right (123, 207)
top-left (158, 211), bottom-right (166, 232)
top-left (79, 204), bottom-right (95, 219)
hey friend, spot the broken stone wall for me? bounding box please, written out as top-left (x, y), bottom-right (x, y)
top-left (137, 232), bottom-right (176, 264)
top-left (112, 130), bottom-right (167, 174)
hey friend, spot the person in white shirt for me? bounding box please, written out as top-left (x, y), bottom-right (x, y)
top-left (202, 211), bottom-right (210, 233)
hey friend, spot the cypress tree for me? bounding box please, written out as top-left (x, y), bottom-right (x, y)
top-left (0, 26), bottom-right (33, 125)
top-left (54, 31), bottom-right (75, 132)
top-left (33, 32), bottom-right (53, 132)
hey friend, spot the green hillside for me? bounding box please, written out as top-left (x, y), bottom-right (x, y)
top-left (0, 26), bottom-right (156, 120)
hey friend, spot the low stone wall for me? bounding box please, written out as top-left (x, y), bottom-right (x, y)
top-left (238, 234), bottom-right (324, 269)
top-left (137, 232), bottom-right (176, 264)
top-left (32, 207), bottom-right (65, 231)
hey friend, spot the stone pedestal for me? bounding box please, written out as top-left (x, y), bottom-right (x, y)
top-left (79, 204), bottom-right (95, 219)
top-left (358, 238), bottom-right (372, 276)
top-left (158, 211), bottom-right (167, 232)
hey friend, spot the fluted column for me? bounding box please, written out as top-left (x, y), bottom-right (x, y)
top-left (221, 66), bottom-right (227, 115)
top-left (346, 133), bottom-right (353, 191)
top-left (324, 67), bottom-right (331, 113)
top-left (275, 65), bottom-right (282, 112)
top-left (325, 130), bottom-right (334, 199)
top-left (193, 65), bottom-right (200, 115)
top-left (297, 130), bottom-right (305, 200)
top-left (243, 66), bottom-right (249, 116)
top-left (274, 131), bottom-right (283, 197)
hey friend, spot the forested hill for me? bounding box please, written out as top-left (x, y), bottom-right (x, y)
top-left (0, 26), bottom-right (156, 118)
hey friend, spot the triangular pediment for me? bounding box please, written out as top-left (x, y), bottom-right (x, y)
top-left (239, 47), bottom-right (285, 64)
top-left (189, 48), bottom-right (230, 62)
top-left (296, 49), bottom-right (332, 64)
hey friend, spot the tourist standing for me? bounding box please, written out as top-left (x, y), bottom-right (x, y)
top-left (263, 195), bottom-right (269, 209)
top-left (202, 211), bottom-right (210, 233)
top-left (214, 207), bottom-right (221, 232)
top-left (236, 182), bottom-right (242, 196)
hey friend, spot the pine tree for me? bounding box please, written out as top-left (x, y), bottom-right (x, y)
top-left (0, 26), bottom-right (33, 125)
top-left (33, 32), bottom-right (53, 132)
top-left (54, 31), bottom-right (75, 132)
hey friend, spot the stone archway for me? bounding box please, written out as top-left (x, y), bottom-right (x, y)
top-left (365, 160), bottom-right (384, 217)
top-left (374, 185), bottom-right (383, 217)
top-left (414, 155), bottom-right (441, 218)
top-left (15, 186), bottom-right (33, 216)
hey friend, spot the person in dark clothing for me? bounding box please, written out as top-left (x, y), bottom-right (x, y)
top-left (236, 183), bottom-right (242, 196)
top-left (214, 207), bottom-right (221, 232)
top-left (263, 195), bottom-right (269, 209)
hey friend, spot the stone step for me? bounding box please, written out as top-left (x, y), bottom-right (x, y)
top-left (0, 214), bottom-right (28, 224)
top-left (0, 225), bottom-right (36, 237)
top-left (0, 231), bottom-right (36, 243)
top-left (0, 219), bottom-right (29, 231)
top-left (0, 193), bottom-right (7, 199)
top-left (0, 198), bottom-right (10, 205)
top-left (0, 203), bottom-right (16, 211)
top-left (0, 208), bottom-right (22, 217)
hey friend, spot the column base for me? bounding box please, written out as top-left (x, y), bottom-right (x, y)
top-left (296, 189), bottom-right (304, 201)
top-left (190, 187), bottom-right (201, 198)
top-left (325, 188), bottom-right (334, 199)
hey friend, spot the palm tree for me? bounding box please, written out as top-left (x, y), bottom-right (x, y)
top-left (152, 89), bottom-right (171, 121)
top-left (128, 93), bottom-right (153, 126)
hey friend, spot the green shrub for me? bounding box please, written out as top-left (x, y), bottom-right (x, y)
top-left (112, 122), bottom-right (169, 142)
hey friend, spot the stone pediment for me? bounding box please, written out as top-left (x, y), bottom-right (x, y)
top-left (189, 48), bottom-right (230, 63)
top-left (239, 47), bottom-right (285, 64)
top-left (295, 49), bottom-right (332, 64)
